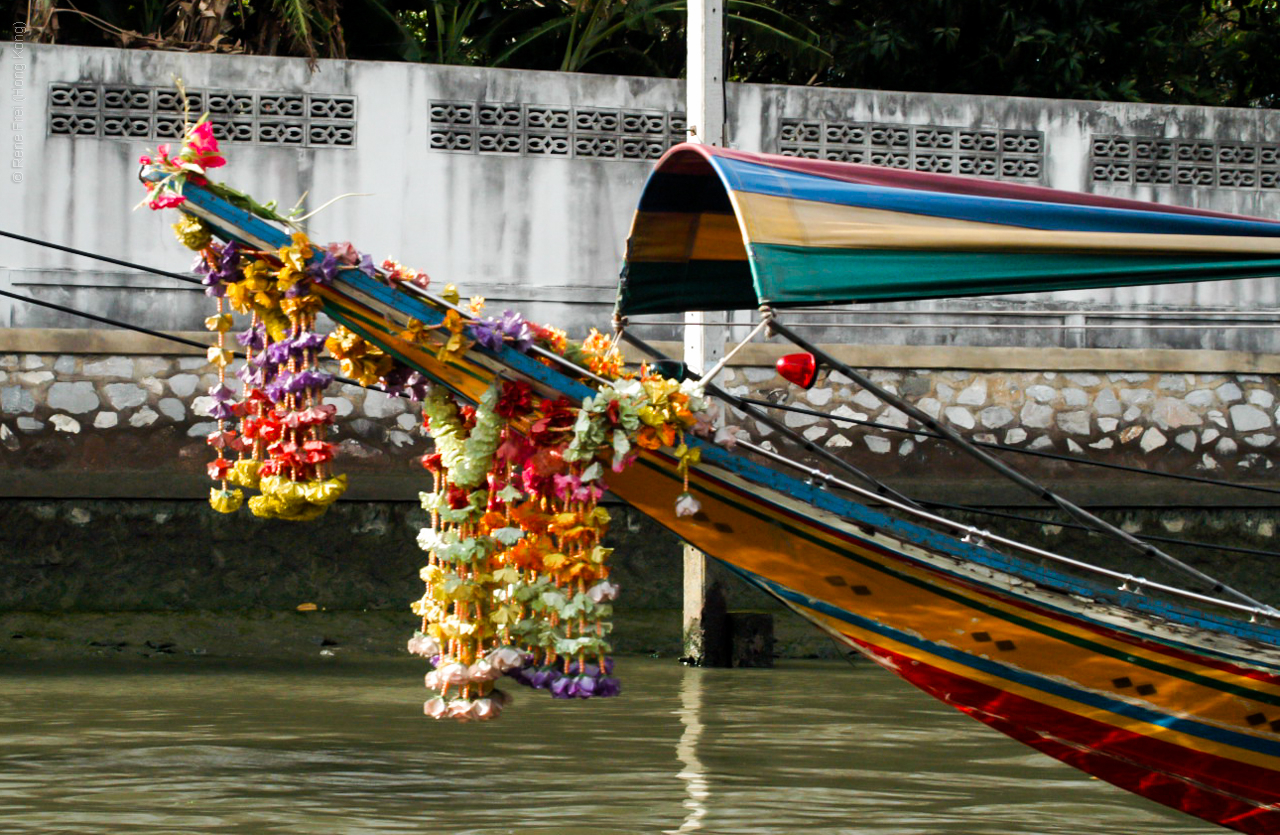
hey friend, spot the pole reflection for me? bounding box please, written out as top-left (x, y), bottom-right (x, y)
top-left (668, 668), bottom-right (709, 834)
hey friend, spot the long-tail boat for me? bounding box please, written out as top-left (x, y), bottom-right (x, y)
top-left (152, 142), bottom-right (1280, 834)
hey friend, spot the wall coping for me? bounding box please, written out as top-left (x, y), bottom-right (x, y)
top-left (1, 328), bottom-right (1278, 373)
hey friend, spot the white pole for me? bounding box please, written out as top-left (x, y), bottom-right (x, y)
top-left (682, 0), bottom-right (728, 666)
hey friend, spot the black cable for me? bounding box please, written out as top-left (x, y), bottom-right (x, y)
top-left (917, 499), bottom-right (1280, 561)
top-left (769, 318), bottom-right (1273, 612)
top-left (0, 228), bottom-right (204, 286)
top-left (0, 285), bottom-right (379, 393)
top-left (739, 396), bottom-right (1280, 498)
top-left (0, 287), bottom-right (211, 350)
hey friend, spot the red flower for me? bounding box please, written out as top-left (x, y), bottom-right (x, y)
top-left (207, 457), bottom-right (233, 481)
top-left (420, 452), bottom-right (444, 473)
top-left (447, 486), bottom-right (471, 510)
top-left (496, 380), bottom-right (534, 419)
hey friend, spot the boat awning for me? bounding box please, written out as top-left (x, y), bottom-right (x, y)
top-left (616, 143), bottom-right (1280, 316)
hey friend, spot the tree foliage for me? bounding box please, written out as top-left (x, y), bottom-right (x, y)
top-left (19, 0), bottom-right (1280, 107)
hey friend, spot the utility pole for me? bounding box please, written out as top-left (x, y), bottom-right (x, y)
top-left (682, 0), bottom-right (729, 667)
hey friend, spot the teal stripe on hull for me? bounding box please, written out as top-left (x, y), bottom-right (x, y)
top-left (750, 244), bottom-right (1280, 305)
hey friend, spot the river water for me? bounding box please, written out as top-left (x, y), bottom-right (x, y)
top-left (0, 657), bottom-right (1216, 834)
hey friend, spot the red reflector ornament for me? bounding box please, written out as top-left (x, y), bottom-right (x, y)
top-left (776, 352), bottom-right (818, 389)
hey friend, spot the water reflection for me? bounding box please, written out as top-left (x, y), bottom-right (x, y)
top-left (0, 658), bottom-right (1217, 834)
top-left (670, 669), bottom-right (708, 834)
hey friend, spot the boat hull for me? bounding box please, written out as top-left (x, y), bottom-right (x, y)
top-left (176, 184), bottom-right (1280, 833)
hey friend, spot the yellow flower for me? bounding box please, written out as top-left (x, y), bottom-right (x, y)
top-left (206, 346), bottom-right (234, 367)
top-left (208, 487), bottom-right (243, 514)
top-left (204, 313), bottom-right (233, 333)
top-left (442, 284), bottom-right (461, 305)
top-left (468, 295), bottom-right (486, 316)
top-left (280, 294), bottom-right (323, 318)
top-left (173, 216), bottom-right (212, 250)
top-left (225, 281), bottom-right (253, 314)
top-left (399, 318), bottom-right (428, 343)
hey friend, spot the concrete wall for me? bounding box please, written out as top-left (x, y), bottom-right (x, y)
top-left (5, 44), bottom-right (1280, 350)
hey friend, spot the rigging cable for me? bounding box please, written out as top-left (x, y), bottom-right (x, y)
top-left (0, 286), bottom-right (376, 393)
top-left (768, 318), bottom-right (1276, 614)
top-left (738, 397), bottom-right (1280, 498)
top-left (0, 229), bottom-right (204, 286)
top-left (915, 500), bottom-right (1280, 561)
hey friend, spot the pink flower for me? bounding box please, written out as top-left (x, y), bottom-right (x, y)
top-left (148, 193), bottom-right (187, 211)
top-left (325, 241), bottom-right (360, 265)
top-left (138, 155), bottom-right (152, 165)
top-left (157, 144), bottom-right (171, 159)
top-left (185, 122), bottom-right (226, 169)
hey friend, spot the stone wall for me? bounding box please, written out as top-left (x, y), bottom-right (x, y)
top-left (725, 365), bottom-right (1279, 502)
top-left (3, 334), bottom-right (1278, 504)
top-left (3, 333), bottom-right (1279, 659)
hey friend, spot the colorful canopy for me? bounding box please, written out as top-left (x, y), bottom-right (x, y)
top-left (616, 143), bottom-right (1280, 315)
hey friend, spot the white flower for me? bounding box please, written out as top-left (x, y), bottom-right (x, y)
top-left (714, 425), bottom-right (741, 449)
top-left (586, 580), bottom-right (620, 603)
top-left (446, 699), bottom-right (478, 721)
top-left (675, 491), bottom-right (701, 518)
top-left (486, 646), bottom-right (525, 672)
top-left (468, 659), bottom-right (501, 682)
top-left (472, 698), bottom-right (502, 721)
top-left (423, 697), bottom-right (447, 718)
top-left (438, 662), bottom-right (471, 686)
top-left (407, 634), bottom-right (440, 658)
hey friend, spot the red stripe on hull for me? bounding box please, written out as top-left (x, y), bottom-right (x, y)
top-left (844, 636), bottom-right (1280, 833)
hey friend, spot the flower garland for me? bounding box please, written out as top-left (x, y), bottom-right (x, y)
top-left (143, 125), bottom-right (737, 721)
top-left (142, 123), bottom-right (347, 520)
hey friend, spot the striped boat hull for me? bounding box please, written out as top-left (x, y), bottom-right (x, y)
top-left (177, 182), bottom-right (1280, 833)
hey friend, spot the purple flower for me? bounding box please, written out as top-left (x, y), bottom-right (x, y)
top-left (207, 401), bottom-right (236, 420)
top-left (469, 310), bottom-right (536, 354)
top-left (237, 324), bottom-right (265, 350)
top-left (264, 379), bottom-right (287, 403)
top-left (469, 318), bottom-right (506, 352)
top-left (208, 384), bottom-right (235, 402)
top-left (358, 254), bottom-right (376, 278)
top-left (311, 251), bottom-right (338, 286)
top-left (549, 675), bottom-right (575, 699)
top-left (265, 341), bottom-right (293, 365)
top-left (527, 666), bottom-right (560, 690)
top-left (291, 370), bottom-right (334, 391)
top-left (283, 279), bottom-right (310, 298)
top-left (571, 675), bottom-right (598, 698)
top-left (293, 332), bottom-right (327, 352)
top-left (498, 310), bottom-right (535, 353)
top-left (595, 676), bottom-right (621, 698)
